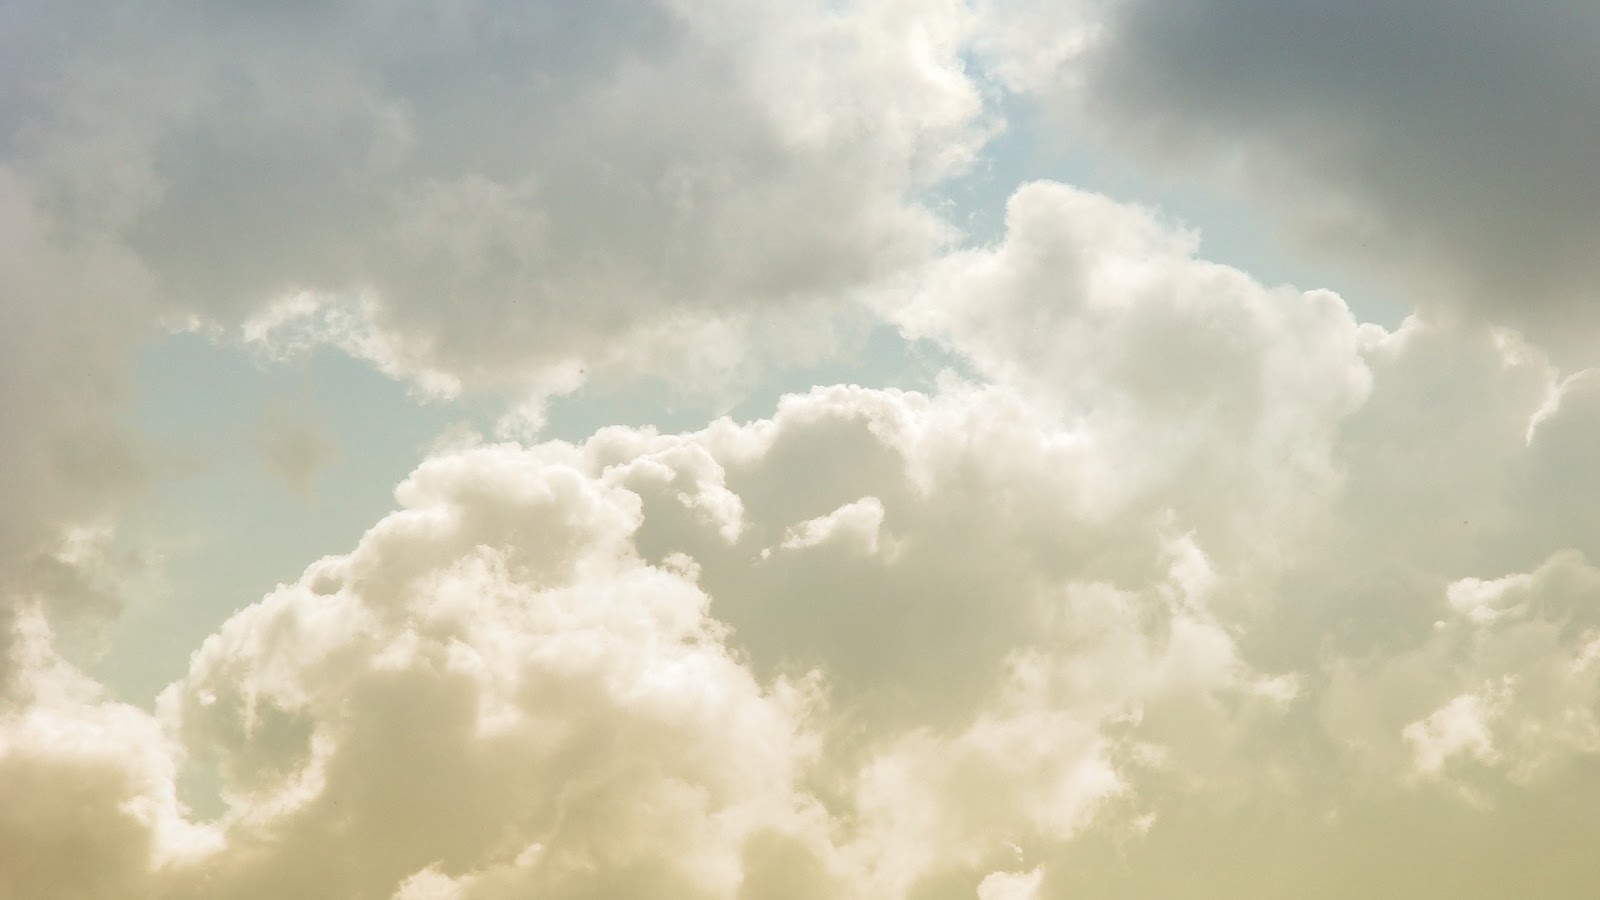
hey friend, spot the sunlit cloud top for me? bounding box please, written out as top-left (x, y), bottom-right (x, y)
top-left (4, 2), bottom-right (1600, 898)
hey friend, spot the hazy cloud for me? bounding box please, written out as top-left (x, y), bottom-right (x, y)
top-left (8, 0), bottom-right (990, 396)
top-left (256, 410), bottom-right (336, 498)
top-left (987, 0), bottom-right (1600, 353)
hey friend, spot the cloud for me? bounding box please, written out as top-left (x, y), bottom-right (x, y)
top-left (0, 362), bottom-right (1289, 898)
top-left (0, 10), bottom-right (995, 875)
top-left (977, 868), bottom-right (1044, 900)
top-left (6, 177), bottom-right (1595, 897)
top-left (0, 604), bottom-right (215, 899)
top-left (982, 0), bottom-right (1600, 352)
top-left (9, 152), bottom-right (1600, 895)
top-left (887, 181), bottom-right (1375, 570)
top-left (8, 0), bottom-right (991, 397)
top-left (153, 444), bottom-right (834, 898)
top-left (8, 3), bottom-right (1600, 887)
top-left (0, 0), bottom-right (992, 713)
top-left (1325, 549), bottom-right (1600, 791)
top-left (778, 497), bottom-right (887, 555)
top-left (54, 313), bottom-right (1582, 896)
top-left (139, 405), bottom-right (1238, 897)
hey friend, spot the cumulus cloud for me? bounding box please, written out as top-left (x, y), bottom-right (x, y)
top-left (983, 0), bottom-right (1600, 351)
top-left (0, 604), bottom-right (215, 899)
top-left (0, 0), bottom-right (989, 712)
top-left (153, 445), bottom-right (835, 899)
top-left (11, 160), bottom-right (1600, 896)
top-left (0, 9), bottom-right (1000, 890)
top-left (14, 170), bottom-right (1600, 894)
top-left (0, 371), bottom-right (1292, 898)
top-left (81, 392), bottom-right (1270, 898)
top-left (887, 181), bottom-right (1375, 576)
top-left (8, 3), bottom-right (1600, 896)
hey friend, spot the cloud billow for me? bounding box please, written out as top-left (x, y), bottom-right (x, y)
top-left (10, 183), bottom-right (1600, 896)
top-left (6, 2), bottom-right (1600, 897)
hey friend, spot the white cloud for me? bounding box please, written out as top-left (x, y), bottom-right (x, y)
top-left (1404, 690), bottom-right (1504, 779)
top-left (778, 497), bottom-right (887, 555)
top-left (11, 159), bottom-right (1600, 894)
top-left (977, 867), bottom-right (1044, 900)
top-left (155, 443), bottom-right (834, 898)
top-left (0, 604), bottom-right (217, 899)
top-left (0, 362), bottom-right (1300, 897)
top-left (886, 181), bottom-right (1375, 579)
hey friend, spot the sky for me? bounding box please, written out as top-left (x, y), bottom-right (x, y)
top-left (4, 1), bottom-right (1600, 897)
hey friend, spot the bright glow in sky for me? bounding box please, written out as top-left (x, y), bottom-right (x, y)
top-left (5, 2), bottom-right (1600, 897)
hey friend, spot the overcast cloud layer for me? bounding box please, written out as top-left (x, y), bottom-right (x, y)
top-left (5, 1), bottom-right (1600, 898)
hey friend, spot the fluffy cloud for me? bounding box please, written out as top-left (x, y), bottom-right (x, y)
top-left (10, 150), bottom-right (1600, 895)
top-left (0, 604), bottom-right (214, 899)
top-left (0, 364), bottom-right (1296, 898)
top-left (8, 2), bottom-right (1600, 888)
top-left (13, 170), bottom-right (1600, 895)
top-left (153, 445), bottom-right (836, 899)
top-left (0, 8), bottom-right (997, 892)
top-left (0, 0), bottom-right (988, 724)
top-left (137, 372), bottom-right (1290, 898)
top-left (888, 181), bottom-right (1375, 579)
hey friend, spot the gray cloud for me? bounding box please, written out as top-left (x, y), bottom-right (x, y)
top-left (7, 0), bottom-right (988, 394)
top-left (995, 0), bottom-right (1600, 353)
top-left (0, 167), bottom-right (153, 695)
